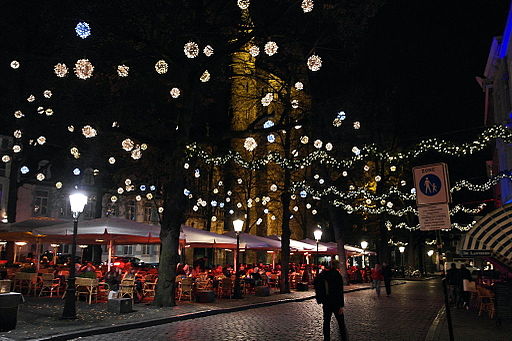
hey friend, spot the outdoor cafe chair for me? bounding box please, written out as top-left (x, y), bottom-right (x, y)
top-left (12, 272), bottom-right (38, 295)
top-left (177, 277), bottom-right (193, 301)
top-left (219, 277), bottom-right (233, 299)
top-left (39, 273), bottom-right (60, 297)
top-left (119, 279), bottom-right (136, 301)
top-left (477, 286), bottom-right (496, 319)
top-left (143, 277), bottom-right (157, 298)
top-left (75, 277), bottom-right (99, 304)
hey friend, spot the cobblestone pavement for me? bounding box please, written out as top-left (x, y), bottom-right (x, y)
top-left (0, 282), bottom-right (384, 340)
top-left (431, 305), bottom-right (512, 341)
top-left (78, 280), bottom-right (443, 341)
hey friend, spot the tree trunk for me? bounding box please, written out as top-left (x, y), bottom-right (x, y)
top-left (154, 176), bottom-right (186, 307)
top-left (329, 206), bottom-right (349, 285)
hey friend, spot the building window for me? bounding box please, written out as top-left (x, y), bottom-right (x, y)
top-left (126, 200), bottom-right (136, 220)
top-left (122, 245), bottom-right (133, 255)
top-left (141, 244), bottom-right (153, 255)
top-left (33, 190), bottom-right (49, 216)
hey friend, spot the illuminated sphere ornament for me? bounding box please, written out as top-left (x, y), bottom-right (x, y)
top-left (135, 195), bottom-right (142, 202)
top-left (237, 0), bottom-right (250, 9)
top-left (300, 136), bottom-right (309, 144)
top-left (263, 120), bottom-right (274, 129)
top-left (291, 100), bottom-right (299, 109)
top-left (36, 173), bottom-right (45, 181)
top-left (54, 63), bottom-right (68, 77)
top-left (244, 137), bottom-right (258, 152)
top-left (200, 70), bottom-right (211, 82)
top-left (314, 140), bottom-right (323, 149)
top-left (14, 110), bottom-right (24, 119)
top-left (261, 93), bottom-right (273, 106)
top-left (302, 0), bottom-right (314, 13)
top-left (146, 193), bottom-right (153, 200)
top-left (353, 121), bottom-right (361, 129)
top-left (55, 182), bottom-right (63, 189)
top-left (1, 155), bottom-right (10, 163)
top-left (27, 95), bottom-right (35, 102)
top-left (13, 145), bottom-right (21, 153)
top-left (20, 166), bottom-right (29, 174)
top-left (108, 157), bottom-right (116, 165)
top-left (363, 165), bottom-right (370, 172)
top-left (37, 107), bottom-right (44, 114)
top-left (122, 138), bottom-right (135, 151)
top-left (267, 134), bottom-right (275, 143)
top-left (307, 55), bottom-right (322, 71)
top-left (300, 190), bottom-right (307, 198)
top-left (74, 59), bottom-right (94, 79)
top-left (270, 184), bottom-right (278, 192)
top-left (67, 125), bottom-right (75, 132)
top-left (37, 136), bottom-right (46, 145)
top-left (82, 125), bottom-right (97, 138)
top-left (249, 45), bottom-right (260, 57)
top-left (131, 148), bottom-right (142, 160)
top-left (390, 166), bottom-right (397, 172)
top-left (352, 146), bottom-right (360, 155)
top-left (75, 22), bottom-right (91, 39)
top-left (170, 88), bottom-right (181, 98)
top-left (43, 90), bottom-right (52, 98)
top-left (117, 65), bottom-right (129, 77)
top-left (325, 142), bottom-right (333, 151)
top-left (10, 60), bottom-right (20, 69)
top-left (73, 168), bottom-right (81, 176)
top-left (13, 130), bottom-right (22, 139)
top-left (117, 187), bottom-right (124, 194)
top-left (45, 108), bottom-right (54, 116)
top-left (111, 196), bottom-right (118, 203)
top-left (295, 82), bottom-right (304, 90)
top-left (184, 41), bottom-right (199, 58)
top-left (264, 41), bottom-right (278, 56)
top-left (141, 143), bottom-right (148, 150)
top-left (155, 60), bottom-right (168, 74)
top-left (375, 175), bottom-right (382, 182)
top-left (203, 45), bottom-right (214, 57)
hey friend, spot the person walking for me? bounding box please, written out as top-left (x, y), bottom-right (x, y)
top-left (314, 260), bottom-right (348, 341)
top-left (382, 262), bottom-right (393, 296)
top-left (459, 264), bottom-right (472, 309)
top-left (371, 264), bottom-right (384, 296)
top-left (446, 263), bottom-right (458, 305)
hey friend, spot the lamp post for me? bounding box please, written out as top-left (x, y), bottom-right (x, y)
top-left (313, 228), bottom-right (322, 269)
top-left (398, 245), bottom-right (406, 267)
top-left (360, 241), bottom-right (368, 268)
top-left (61, 191), bottom-right (88, 320)
top-left (233, 219), bottom-right (244, 299)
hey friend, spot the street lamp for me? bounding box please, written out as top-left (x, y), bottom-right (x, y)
top-left (399, 246), bottom-right (406, 267)
top-left (233, 219), bottom-right (244, 299)
top-left (61, 191), bottom-right (87, 320)
top-left (427, 250), bottom-right (434, 257)
top-left (360, 241), bottom-right (368, 267)
top-left (314, 228), bottom-right (322, 269)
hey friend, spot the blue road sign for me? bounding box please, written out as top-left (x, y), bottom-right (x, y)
top-left (419, 174), bottom-right (442, 196)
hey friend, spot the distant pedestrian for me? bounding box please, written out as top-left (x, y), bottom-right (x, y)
top-left (445, 263), bottom-right (458, 305)
top-left (314, 260), bottom-right (348, 341)
top-left (459, 264), bottom-right (472, 309)
top-left (382, 262), bottom-right (393, 296)
top-left (371, 264), bottom-right (384, 296)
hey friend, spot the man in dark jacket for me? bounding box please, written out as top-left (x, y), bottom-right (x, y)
top-left (382, 262), bottom-right (393, 296)
top-left (314, 260), bottom-right (348, 341)
top-left (446, 263), bottom-right (458, 305)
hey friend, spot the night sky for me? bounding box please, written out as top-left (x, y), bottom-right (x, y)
top-left (0, 1), bottom-right (509, 190)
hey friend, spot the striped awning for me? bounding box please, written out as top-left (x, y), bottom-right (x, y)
top-left (461, 203), bottom-right (512, 267)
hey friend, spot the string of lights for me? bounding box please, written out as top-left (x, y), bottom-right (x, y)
top-left (187, 125), bottom-right (512, 171)
top-left (385, 220), bottom-right (477, 232)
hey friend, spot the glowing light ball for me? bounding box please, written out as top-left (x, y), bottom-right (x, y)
top-left (75, 22), bottom-right (91, 39)
top-left (184, 41), bottom-right (199, 58)
top-left (155, 60), bottom-right (168, 74)
top-left (307, 54), bottom-right (322, 71)
top-left (54, 63), bottom-right (68, 77)
top-left (74, 59), bottom-right (94, 79)
top-left (117, 65), bottom-right (129, 77)
top-left (264, 41), bottom-right (278, 56)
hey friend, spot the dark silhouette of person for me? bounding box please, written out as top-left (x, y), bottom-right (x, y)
top-left (382, 262), bottom-right (393, 296)
top-left (314, 260), bottom-right (348, 341)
